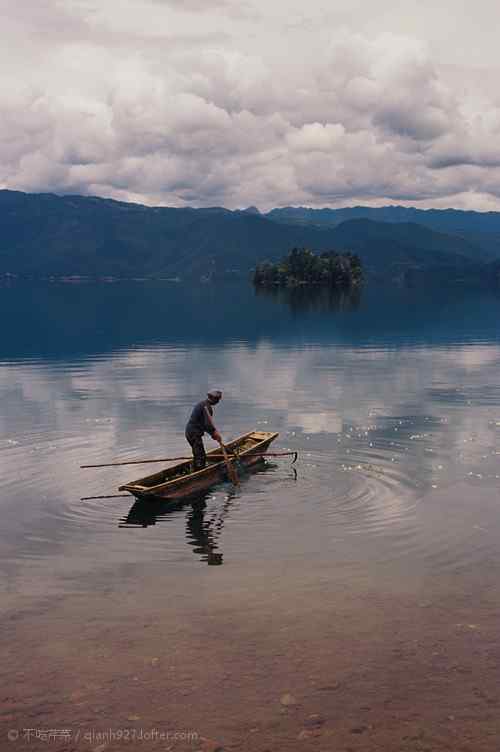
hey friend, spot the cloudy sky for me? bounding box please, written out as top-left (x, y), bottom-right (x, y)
top-left (2, 0), bottom-right (500, 210)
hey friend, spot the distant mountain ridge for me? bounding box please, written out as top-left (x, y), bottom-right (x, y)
top-left (0, 189), bottom-right (499, 286)
top-left (266, 205), bottom-right (500, 260)
top-left (266, 204), bottom-right (500, 234)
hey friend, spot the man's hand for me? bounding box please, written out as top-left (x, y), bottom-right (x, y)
top-left (213, 431), bottom-right (222, 443)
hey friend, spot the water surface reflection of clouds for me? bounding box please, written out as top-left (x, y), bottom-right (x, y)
top-left (1, 287), bottom-right (500, 596)
top-left (2, 341), bottom-right (500, 447)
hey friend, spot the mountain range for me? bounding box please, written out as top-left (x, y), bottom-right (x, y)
top-left (267, 205), bottom-right (500, 254)
top-left (1, 189), bottom-right (499, 286)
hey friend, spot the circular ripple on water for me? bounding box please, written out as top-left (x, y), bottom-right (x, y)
top-left (2, 407), bottom-right (499, 576)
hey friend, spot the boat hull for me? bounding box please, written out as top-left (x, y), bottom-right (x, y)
top-left (119, 431), bottom-right (278, 501)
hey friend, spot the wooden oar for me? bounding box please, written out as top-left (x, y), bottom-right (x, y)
top-left (219, 441), bottom-right (240, 486)
top-left (81, 451), bottom-right (298, 469)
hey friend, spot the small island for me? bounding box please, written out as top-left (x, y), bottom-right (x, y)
top-left (253, 247), bottom-right (363, 288)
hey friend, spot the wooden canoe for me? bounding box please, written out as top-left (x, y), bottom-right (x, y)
top-left (119, 430), bottom-right (279, 500)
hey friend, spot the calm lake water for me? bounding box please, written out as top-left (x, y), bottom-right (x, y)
top-left (1, 282), bottom-right (500, 604)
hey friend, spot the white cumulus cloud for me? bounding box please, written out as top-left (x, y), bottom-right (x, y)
top-left (1, 0), bottom-right (500, 209)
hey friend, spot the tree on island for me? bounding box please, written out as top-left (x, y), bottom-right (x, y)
top-left (253, 247), bottom-right (363, 288)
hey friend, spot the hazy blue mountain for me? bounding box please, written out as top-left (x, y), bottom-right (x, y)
top-left (266, 205), bottom-right (500, 233)
top-left (0, 190), bottom-right (496, 285)
top-left (267, 206), bottom-right (500, 259)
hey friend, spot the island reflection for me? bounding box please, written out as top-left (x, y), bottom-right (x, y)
top-left (254, 284), bottom-right (362, 314)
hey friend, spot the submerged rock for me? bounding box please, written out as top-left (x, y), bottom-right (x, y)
top-left (303, 714), bottom-right (325, 728)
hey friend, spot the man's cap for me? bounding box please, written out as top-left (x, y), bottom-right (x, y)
top-left (207, 389), bottom-right (222, 401)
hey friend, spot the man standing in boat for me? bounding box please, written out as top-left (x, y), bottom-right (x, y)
top-left (185, 390), bottom-right (223, 470)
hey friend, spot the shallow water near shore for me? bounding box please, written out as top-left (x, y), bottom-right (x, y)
top-left (1, 281), bottom-right (500, 750)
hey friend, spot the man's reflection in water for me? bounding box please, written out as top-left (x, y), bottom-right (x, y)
top-left (186, 501), bottom-right (223, 565)
top-left (120, 492), bottom-right (230, 566)
top-left (119, 463), bottom-right (288, 566)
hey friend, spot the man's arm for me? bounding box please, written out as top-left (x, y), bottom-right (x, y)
top-left (203, 405), bottom-right (222, 443)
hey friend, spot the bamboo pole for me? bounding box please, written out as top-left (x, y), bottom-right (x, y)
top-left (80, 493), bottom-right (132, 500)
top-left (81, 456), bottom-right (195, 469)
top-left (81, 451), bottom-right (298, 469)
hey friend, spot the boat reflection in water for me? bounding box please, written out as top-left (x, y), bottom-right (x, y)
top-left (119, 492), bottom-right (229, 565)
top-left (119, 462), bottom-right (293, 566)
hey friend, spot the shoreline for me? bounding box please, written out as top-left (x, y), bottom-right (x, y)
top-left (2, 565), bottom-right (500, 752)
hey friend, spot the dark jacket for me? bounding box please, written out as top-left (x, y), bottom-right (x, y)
top-left (185, 400), bottom-right (217, 439)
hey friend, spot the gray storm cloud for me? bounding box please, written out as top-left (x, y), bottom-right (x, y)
top-left (1, 0), bottom-right (500, 209)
